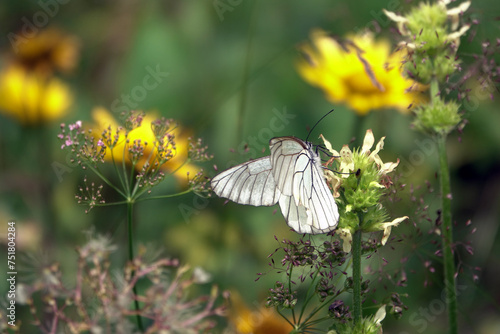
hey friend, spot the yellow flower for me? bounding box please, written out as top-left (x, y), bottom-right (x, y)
top-left (297, 29), bottom-right (424, 115)
top-left (90, 107), bottom-right (198, 182)
top-left (15, 27), bottom-right (80, 73)
top-left (230, 292), bottom-right (291, 334)
top-left (0, 28), bottom-right (79, 125)
top-left (0, 64), bottom-right (72, 124)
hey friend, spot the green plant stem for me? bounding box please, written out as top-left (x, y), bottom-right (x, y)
top-left (351, 114), bottom-right (366, 146)
top-left (430, 76), bottom-right (440, 101)
top-left (127, 201), bottom-right (144, 332)
top-left (352, 229), bottom-right (362, 323)
top-left (437, 134), bottom-right (458, 334)
top-left (236, 0), bottom-right (258, 143)
top-left (431, 75), bottom-right (458, 333)
top-left (136, 189), bottom-right (193, 202)
top-left (298, 269), bottom-right (321, 324)
top-left (85, 163), bottom-right (127, 198)
top-left (288, 265), bottom-right (297, 324)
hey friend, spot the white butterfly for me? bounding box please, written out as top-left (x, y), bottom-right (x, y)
top-left (211, 136), bottom-right (339, 234)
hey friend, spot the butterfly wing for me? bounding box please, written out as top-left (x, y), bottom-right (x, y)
top-left (270, 137), bottom-right (339, 234)
top-left (278, 195), bottom-right (311, 233)
top-left (211, 156), bottom-right (280, 206)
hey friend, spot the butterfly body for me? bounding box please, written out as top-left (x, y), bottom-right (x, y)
top-left (211, 136), bottom-right (339, 234)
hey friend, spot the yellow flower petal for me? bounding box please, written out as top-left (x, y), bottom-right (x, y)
top-left (447, 25), bottom-right (470, 46)
top-left (325, 170), bottom-right (342, 198)
top-left (369, 135), bottom-right (386, 167)
top-left (339, 145), bottom-right (355, 175)
top-left (369, 181), bottom-right (385, 189)
top-left (297, 29), bottom-right (423, 115)
top-left (16, 27), bottom-right (80, 73)
top-left (446, 1), bottom-right (471, 31)
top-left (371, 136), bottom-right (385, 158)
top-left (90, 108), bottom-right (199, 183)
top-left (338, 228), bottom-right (353, 253)
top-left (0, 64), bottom-right (72, 125)
top-left (382, 9), bottom-right (408, 24)
top-left (361, 129), bottom-right (375, 155)
top-left (381, 216), bottom-right (408, 245)
top-left (319, 134), bottom-right (339, 156)
top-left (380, 159), bottom-right (400, 174)
top-left (230, 292), bottom-right (290, 334)
top-left (374, 305), bottom-right (387, 324)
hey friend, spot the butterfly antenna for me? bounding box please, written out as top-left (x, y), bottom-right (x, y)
top-left (305, 109), bottom-right (334, 143)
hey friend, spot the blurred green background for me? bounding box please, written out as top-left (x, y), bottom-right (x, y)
top-left (1, 0), bottom-right (499, 333)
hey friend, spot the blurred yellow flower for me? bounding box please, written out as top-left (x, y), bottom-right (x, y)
top-left (297, 29), bottom-right (425, 115)
top-left (0, 28), bottom-right (79, 125)
top-left (230, 292), bottom-right (290, 334)
top-left (0, 64), bottom-right (72, 124)
top-left (91, 107), bottom-right (199, 181)
top-left (15, 27), bottom-right (80, 74)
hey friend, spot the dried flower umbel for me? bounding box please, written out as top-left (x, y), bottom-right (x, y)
top-left (263, 237), bottom-right (351, 332)
top-left (10, 235), bottom-right (228, 333)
